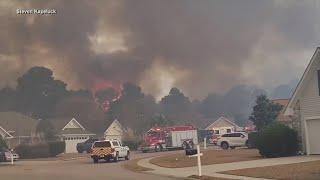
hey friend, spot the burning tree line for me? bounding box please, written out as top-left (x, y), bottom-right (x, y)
top-left (0, 66), bottom-right (265, 135)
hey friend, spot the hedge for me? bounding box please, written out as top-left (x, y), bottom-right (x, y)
top-left (247, 132), bottom-right (258, 149)
top-left (15, 141), bottom-right (65, 159)
top-left (48, 141), bottom-right (65, 156)
top-left (256, 123), bottom-right (298, 158)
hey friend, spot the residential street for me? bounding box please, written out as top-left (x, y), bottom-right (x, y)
top-left (0, 151), bottom-right (180, 180)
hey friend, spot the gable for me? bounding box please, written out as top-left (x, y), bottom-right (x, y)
top-left (301, 66), bottom-right (319, 98)
top-left (206, 117), bottom-right (239, 130)
top-left (285, 47), bottom-right (320, 115)
top-left (62, 118), bottom-right (85, 130)
top-left (212, 119), bottom-right (234, 128)
top-left (105, 120), bottom-right (124, 136)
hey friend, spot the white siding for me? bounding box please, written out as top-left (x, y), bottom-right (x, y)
top-left (301, 71), bottom-right (320, 117)
top-left (104, 120), bottom-right (124, 142)
top-left (299, 60), bottom-right (320, 153)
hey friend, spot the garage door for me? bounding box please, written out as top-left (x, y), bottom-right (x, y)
top-left (306, 119), bottom-right (320, 154)
top-left (65, 137), bottom-right (88, 153)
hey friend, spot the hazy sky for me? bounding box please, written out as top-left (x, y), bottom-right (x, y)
top-left (0, 0), bottom-right (319, 99)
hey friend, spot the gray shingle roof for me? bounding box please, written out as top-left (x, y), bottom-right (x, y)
top-left (48, 117), bottom-right (95, 135)
top-left (0, 112), bottom-right (38, 137)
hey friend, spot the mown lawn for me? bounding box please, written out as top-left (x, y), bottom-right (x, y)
top-left (150, 149), bottom-right (261, 168)
top-left (222, 160), bottom-right (320, 180)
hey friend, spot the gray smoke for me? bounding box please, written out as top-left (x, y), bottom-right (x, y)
top-left (0, 0), bottom-right (319, 99)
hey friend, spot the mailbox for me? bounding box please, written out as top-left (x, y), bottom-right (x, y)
top-left (185, 148), bottom-right (197, 156)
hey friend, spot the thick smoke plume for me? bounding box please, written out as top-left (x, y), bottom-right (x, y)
top-left (0, 0), bottom-right (319, 99)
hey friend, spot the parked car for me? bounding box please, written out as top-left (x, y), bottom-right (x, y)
top-left (217, 132), bottom-right (248, 150)
top-left (76, 138), bottom-right (99, 153)
top-left (0, 149), bottom-right (19, 162)
top-left (91, 139), bottom-right (130, 163)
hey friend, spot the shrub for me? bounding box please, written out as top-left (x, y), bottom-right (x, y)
top-left (15, 141), bottom-right (65, 159)
top-left (48, 141), bottom-right (65, 156)
top-left (247, 132), bottom-right (258, 149)
top-left (15, 143), bottom-right (50, 159)
top-left (256, 123), bottom-right (298, 158)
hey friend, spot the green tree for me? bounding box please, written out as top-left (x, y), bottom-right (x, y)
top-left (249, 95), bottom-right (283, 131)
top-left (16, 67), bottom-right (68, 118)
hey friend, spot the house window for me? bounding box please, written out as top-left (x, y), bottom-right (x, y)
top-left (318, 70), bottom-right (320, 95)
top-left (226, 129), bottom-right (231, 133)
top-left (214, 130), bottom-right (220, 134)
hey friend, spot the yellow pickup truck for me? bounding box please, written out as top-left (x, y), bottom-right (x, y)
top-left (91, 140), bottom-right (130, 163)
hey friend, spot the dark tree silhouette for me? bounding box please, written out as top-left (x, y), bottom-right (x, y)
top-left (16, 67), bottom-right (68, 118)
top-left (249, 95), bottom-right (283, 131)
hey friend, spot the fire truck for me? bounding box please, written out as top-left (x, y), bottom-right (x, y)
top-left (140, 125), bottom-right (198, 152)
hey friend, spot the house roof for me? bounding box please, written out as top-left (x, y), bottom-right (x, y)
top-left (272, 99), bottom-right (290, 107)
top-left (285, 47), bottom-right (320, 115)
top-left (205, 116), bottom-right (241, 130)
top-left (0, 112), bottom-right (38, 137)
top-left (49, 117), bottom-right (95, 136)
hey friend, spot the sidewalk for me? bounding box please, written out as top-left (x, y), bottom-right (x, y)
top-left (138, 155), bottom-right (320, 180)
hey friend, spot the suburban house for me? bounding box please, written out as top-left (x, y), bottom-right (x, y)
top-left (205, 116), bottom-right (242, 135)
top-left (285, 47), bottom-right (320, 155)
top-left (104, 119), bottom-right (125, 142)
top-left (272, 99), bottom-right (293, 127)
top-left (0, 112), bottom-right (38, 148)
top-left (50, 117), bottom-right (96, 153)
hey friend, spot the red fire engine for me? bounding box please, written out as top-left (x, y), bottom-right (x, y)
top-left (140, 125), bottom-right (198, 152)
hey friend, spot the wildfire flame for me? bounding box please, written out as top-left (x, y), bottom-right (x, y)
top-left (92, 79), bottom-right (123, 112)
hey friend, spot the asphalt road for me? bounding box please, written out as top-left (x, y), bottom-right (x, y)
top-left (0, 151), bottom-right (183, 180)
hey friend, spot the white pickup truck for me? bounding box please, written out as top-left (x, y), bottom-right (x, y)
top-left (90, 139), bottom-right (130, 163)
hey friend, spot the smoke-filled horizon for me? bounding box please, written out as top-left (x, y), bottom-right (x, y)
top-left (1, 0), bottom-right (319, 100)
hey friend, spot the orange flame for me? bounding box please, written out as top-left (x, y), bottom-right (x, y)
top-left (92, 78), bottom-right (122, 111)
